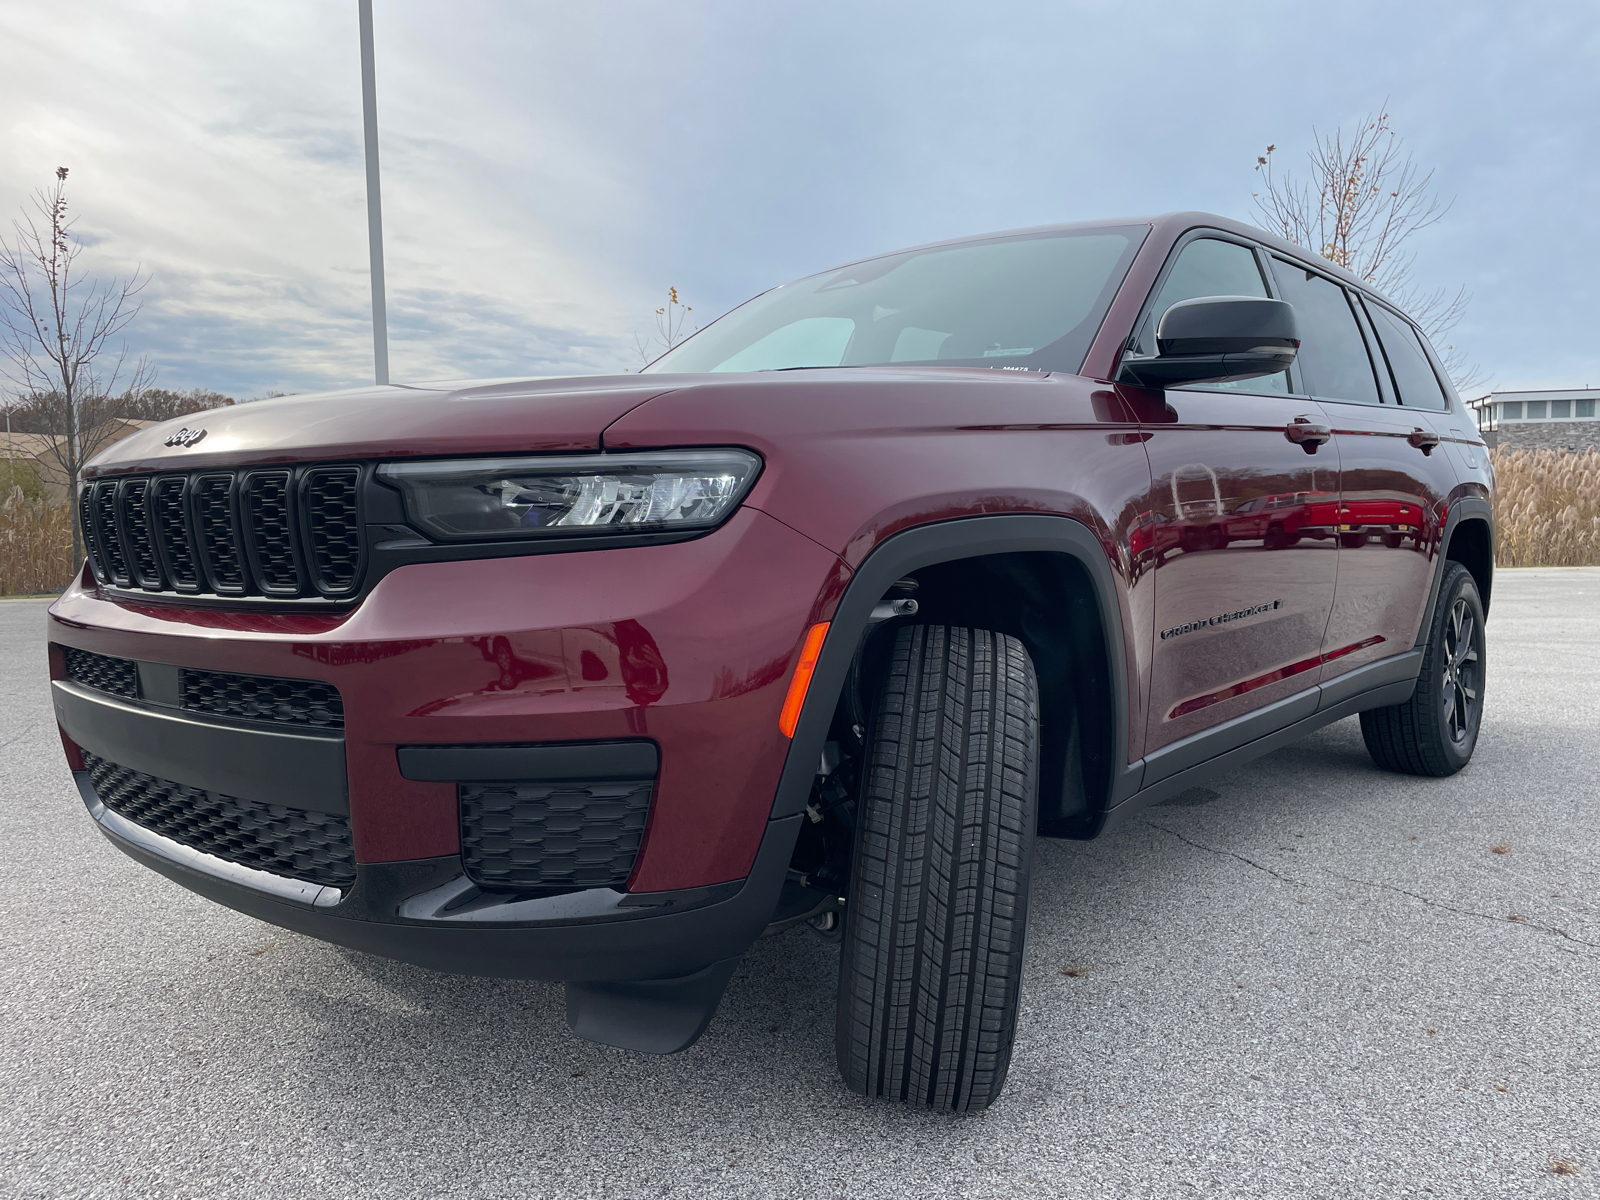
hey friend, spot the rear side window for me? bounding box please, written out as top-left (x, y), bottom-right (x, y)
top-left (1270, 260), bottom-right (1382, 405)
top-left (1364, 302), bottom-right (1450, 411)
top-left (1135, 237), bottom-right (1288, 393)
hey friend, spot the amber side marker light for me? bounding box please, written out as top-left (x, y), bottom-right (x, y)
top-left (778, 622), bottom-right (830, 738)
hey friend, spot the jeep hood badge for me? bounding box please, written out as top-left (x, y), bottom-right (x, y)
top-left (163, 427), bottom-right (207, 448)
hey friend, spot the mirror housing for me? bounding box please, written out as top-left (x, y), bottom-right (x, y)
top-left (1119, 295), bottom-right (1299, 387)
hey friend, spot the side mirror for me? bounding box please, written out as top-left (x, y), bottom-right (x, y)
top-left (1119, 295), bottom-right (1299, 388)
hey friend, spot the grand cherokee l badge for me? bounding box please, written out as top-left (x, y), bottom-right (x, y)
top-left (1162, 599), bottom-right (1282, 641)
top-left (163, 427), bottom-right (207, 448)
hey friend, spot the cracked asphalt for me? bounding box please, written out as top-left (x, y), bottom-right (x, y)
top-left (1, 568), bottom-right (1596, 1200)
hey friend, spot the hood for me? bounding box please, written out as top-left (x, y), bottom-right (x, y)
top-left (84, 375), bottom-right (678, 476)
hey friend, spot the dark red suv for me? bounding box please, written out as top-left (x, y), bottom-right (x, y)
top-left (47, 213), bottom-right (1493, 1112)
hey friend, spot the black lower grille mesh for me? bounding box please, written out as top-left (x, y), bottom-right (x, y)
top-left (84, 752), bottom-right (355, 889)
top-left (180, 667), bottom-right (344, 729)
top-left (63, 647), bottom-right (139, 700)
top-left (460, 781), bottom-right (652, 890)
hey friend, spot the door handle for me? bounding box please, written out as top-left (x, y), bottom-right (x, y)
top-left (1285, 416), bottom-right (1332, 454)
top-left (1407, 427), bottom-right (1441, 455)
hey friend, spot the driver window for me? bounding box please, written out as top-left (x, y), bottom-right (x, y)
top-left (1135, 238), bottom-right (1288, 394)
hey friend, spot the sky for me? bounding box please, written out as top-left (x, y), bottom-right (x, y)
top-left (1, 0), bottom-right (1596, 400)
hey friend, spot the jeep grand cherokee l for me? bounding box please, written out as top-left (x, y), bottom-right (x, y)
top-left (46, 212), bottom-right (1493, 1112)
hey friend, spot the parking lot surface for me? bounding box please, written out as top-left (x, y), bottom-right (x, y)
top-left (1, 569), bottom-right (1596, 1200)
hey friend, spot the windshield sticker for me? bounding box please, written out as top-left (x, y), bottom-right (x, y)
top-left (982, 346), bottom-right (1034, 358)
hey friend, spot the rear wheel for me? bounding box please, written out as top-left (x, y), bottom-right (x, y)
top-left (835, 625), bottom-right (1039, 1113)
top-left (1360, 562), bottom-right (1486, 776)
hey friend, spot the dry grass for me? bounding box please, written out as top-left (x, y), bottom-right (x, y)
top-left (1491, 448), bottom-right (1600, 567)
top-left (0, 487), bottom-right (75, 596)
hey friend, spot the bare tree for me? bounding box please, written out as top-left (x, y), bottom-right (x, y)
top-left (1252, 106), bottom-right (1482, 393)
top-left (0, 167), bottom-right (149, 561)
top-left (631, 287), bottom-right (698, 367)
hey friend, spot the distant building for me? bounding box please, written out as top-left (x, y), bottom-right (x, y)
top-left (1, 419), bottom-right (155, 504)
top-left (1466, 388), bottom-right (1600, 452)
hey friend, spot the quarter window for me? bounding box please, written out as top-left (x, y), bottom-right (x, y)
top-left (1269, 261), bottom-right (1382, 405)
top-left (1364, 302), bottom-right (1449, 411)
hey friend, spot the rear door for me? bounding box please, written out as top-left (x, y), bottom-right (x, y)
top-left (1123, 233), bottom-right (1340, 764)
top-left (1267, 259), bottom-right (1457, 688)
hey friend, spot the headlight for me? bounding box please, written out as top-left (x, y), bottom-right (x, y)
top-left (377, 449), bottom-right (762, 542)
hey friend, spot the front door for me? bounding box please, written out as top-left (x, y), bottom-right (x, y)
top-left (1267, 260), bottom-right (1458, 684)
top-left (1122, 234), bottom-right (1341, 762)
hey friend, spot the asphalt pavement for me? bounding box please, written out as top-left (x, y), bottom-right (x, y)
top-left (1, 569), bottom-right (1596, 1200)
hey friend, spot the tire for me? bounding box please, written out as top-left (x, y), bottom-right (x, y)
top-left (835, 625), bottom-right (1039, 1113)
top-left (1360, 561), bottom-right (1486, 777)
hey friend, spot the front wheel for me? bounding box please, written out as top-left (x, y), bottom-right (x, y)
top-left (836, 625), bottom-right (1039, 1113)
top-left (1360, 561), bottom-right (1486, 776)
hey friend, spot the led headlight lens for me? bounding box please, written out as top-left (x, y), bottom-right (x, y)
top-left (378, 449), bottom-right (762, 542)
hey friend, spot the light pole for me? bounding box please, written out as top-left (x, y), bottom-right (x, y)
top-left (358, 0), bottom-right (389, 385)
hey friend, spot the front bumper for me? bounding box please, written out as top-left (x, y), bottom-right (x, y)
top-left (49, 507), bottom-right (846, 891)
top-left (48, 506), bottom-right (847, 1045)
top-left (76, 764), bottom-right (801, 984)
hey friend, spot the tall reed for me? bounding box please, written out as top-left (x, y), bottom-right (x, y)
top-left (0, 487), bottom-right (75, 595)
top-left (1490, 447), bottom-right (1600, 567)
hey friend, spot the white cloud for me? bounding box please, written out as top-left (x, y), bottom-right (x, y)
top-left (1, 0), bottom-right (1597, 395)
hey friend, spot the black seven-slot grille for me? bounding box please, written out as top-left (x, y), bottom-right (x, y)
top-left (460, 781), bottom-right (653, 890)
top-left (82, 752), bottom-right (355, 889)
top-left (63, 647), bottom-right (344, 730)
top-left (80, 465), bottom-right (364, 600)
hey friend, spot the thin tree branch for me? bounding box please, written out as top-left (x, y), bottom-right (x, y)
top-left (1251, 104), bottom-right (1479, 392)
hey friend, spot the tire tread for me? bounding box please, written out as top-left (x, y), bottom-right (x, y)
top-left (836, 625), bottom-right (1039, 1112)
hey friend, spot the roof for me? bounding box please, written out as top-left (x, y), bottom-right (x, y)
top-left (1467, 387), bottom-right (1599, 405)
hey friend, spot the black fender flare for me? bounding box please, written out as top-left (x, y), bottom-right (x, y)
top-left (768, 513), bottom-right (1135, 823)
top-left (1415, 495), bottom-right (1493, 649)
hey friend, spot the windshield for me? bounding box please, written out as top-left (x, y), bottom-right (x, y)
top-left (642, 225), bottom-right (1146, 376)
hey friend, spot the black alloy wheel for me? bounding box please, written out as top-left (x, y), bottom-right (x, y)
top-left (1439, 593), bottom-right (1482, 745)
top-left (1360, 561), bottom-right (1486, 777)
